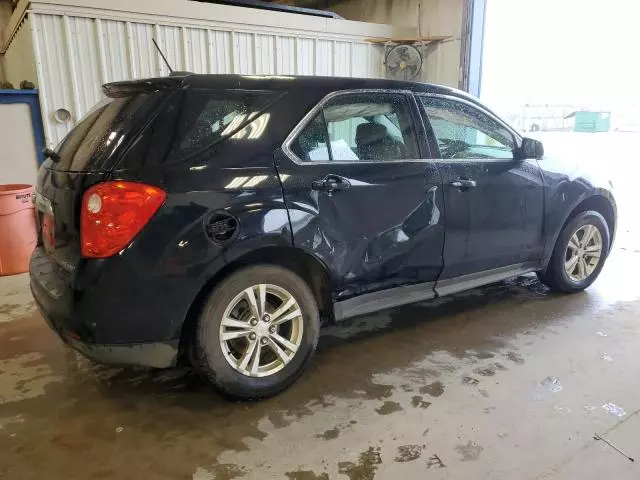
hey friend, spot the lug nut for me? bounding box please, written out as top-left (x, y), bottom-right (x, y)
top-left (263, 314), bottom-right (271, 322)
top-left (250, 318), bottom-right (258, 326)
top-left (249, 333), bottom-right (257, 341)
top-left (269, 326), bottom-right (276, 334)
top-left (260, 337), bottom-right (268, 345)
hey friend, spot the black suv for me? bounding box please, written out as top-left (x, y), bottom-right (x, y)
top-left (30, 75), bottom-right (616, 399)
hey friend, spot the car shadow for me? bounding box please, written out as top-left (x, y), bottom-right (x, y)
top-left (60, 273), bottom-right (590, 414)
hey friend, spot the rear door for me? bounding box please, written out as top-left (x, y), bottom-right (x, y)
top-left (276, 90), bottom-right (444, 309)
top-left (416, 94), bottom-right (545, 280)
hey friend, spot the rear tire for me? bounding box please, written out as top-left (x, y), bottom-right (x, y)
top-left (540, 210), bottom-right (610, 293)
top-left (191, 265), bottom-right (320, 400)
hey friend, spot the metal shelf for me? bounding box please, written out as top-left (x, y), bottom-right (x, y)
top-left (365, 36), bottom-right (452, 45)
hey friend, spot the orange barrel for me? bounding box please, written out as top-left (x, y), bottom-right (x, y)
top-left (0, 184), bottom-right (37, 276)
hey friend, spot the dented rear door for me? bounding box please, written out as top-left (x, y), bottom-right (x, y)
top-left (276, 90), bottom-right (444, 301)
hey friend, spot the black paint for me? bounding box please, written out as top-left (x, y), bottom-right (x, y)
top-left (29, 74), bottom-right (617, 367)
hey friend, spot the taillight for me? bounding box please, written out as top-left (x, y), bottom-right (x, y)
top-left (81, 181), bottom-right (166, 258)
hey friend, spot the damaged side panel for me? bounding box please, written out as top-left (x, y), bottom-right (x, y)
top-left (275, 150), bottom-right (445, 301)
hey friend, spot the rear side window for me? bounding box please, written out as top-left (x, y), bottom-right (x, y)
top-left (168, 90), bottom-right (280, 160)
top-left (53, 93), bottom-right (164, 171)
top-left (290, 92), bottom-right (420, 162)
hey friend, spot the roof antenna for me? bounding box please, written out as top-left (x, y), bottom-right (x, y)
top-left (152, 38), bottom-right (173, 74)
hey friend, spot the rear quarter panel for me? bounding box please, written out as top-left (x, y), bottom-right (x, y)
top-left (77, 86), bottom-right (331, 343)
top-left (104, 133), bottom-right (294, 342)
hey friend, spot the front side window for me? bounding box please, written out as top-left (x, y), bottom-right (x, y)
top-left (420, 96), bottom-right (516, 160)
top-left (290, 92), bottom-right (420, 162)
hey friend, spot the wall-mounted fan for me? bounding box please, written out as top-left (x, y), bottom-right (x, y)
top-left (385, 44), bottom-right (423, 81)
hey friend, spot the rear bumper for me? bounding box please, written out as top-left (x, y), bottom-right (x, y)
top-left (67, 337), bottom-right (178, 368)
top-left (29, 246), bottom-right (183, 368)
top-left (32, 285), bottom-right (178, 368)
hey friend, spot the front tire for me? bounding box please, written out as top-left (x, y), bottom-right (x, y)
top-left (540, 210), bottom-right (610, 293)
top-left (192, 265), bottom-right (320, 400)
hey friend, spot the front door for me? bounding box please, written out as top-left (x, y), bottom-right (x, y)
top-left (417, 94), bottom-right (545, 280)
top-left (276, 91), bottom-right (444, 303)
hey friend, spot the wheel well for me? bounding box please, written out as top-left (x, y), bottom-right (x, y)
top-left (178, 247), bottom-right (333, 361)
top-left (566, 195), bottom-right (616, 248)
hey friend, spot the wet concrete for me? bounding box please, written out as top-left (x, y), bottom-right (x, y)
top-left (1, 245), bottom-right (639, 479)
top-left (2, 134), bottom-right (639, 479)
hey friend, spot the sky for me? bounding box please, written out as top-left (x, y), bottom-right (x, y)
top-left (480, 0), bottom-right (640, 115)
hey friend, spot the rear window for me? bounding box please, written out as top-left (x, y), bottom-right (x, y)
top-left (167, 90), bottom-right (280, 160)
top-left (52, 92), bottom-right (165, 171)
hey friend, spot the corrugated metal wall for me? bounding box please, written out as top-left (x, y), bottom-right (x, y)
top-left (20, 12), bottom-right (385, 146)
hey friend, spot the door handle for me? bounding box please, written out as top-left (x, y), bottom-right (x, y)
top-left (449, 179), bottom-right (477, 191)
top-left (311, 175), bottom-right (351, 194)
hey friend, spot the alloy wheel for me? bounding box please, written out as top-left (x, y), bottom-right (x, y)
top-left (564, 224), bottom-right (603, 282)
top-left (219, 284), bottom-right (304, 377)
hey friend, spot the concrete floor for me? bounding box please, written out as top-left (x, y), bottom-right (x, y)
top-left (1, 248), bottom-right (639, 479)
top-left (1, 133), bottom-right (639, 479)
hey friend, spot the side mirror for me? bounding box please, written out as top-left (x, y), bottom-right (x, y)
top-left (518, 138), bottom-right (544, 160)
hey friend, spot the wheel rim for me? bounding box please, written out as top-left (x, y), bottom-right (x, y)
top-left (564, 224), bottom-right (603, 282)
top-left (219, 284), bottom-right (304, 378)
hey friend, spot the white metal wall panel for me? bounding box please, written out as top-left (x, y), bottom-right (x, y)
top-left (184, 27), bottom-right (208, 74)
top-left (102, 20), bottom-right (128, 82)
top-left (334, 41), bottom-right (351, 77)
top-left (31, 14), bottom-right (74, 144)
top-left (315, 40), bottom-right (332, 77)
top-left (158, 26), bottom-right (185, 74)
top-left (128, 22), bottom-right (156, 79)
top-left (234, 32), bottom-right (254, 75)
top-left (9, 6), bottom-right (390, 146)
top-left (255, 34), bottom-right (275, 75)
top-left (351, 43), bottom-right (369, 78)
top-left (67, 16), bottom-right (102, 115)
top-left (275, 36), bottom-right (295, 75)
top-left (369, 43), bottom-right (384, 78)
top-left (208, 30), bottom-right (232, 74)
top-left (297, 38), bottom-right (315, 76)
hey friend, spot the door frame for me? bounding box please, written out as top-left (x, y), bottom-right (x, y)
top-left (414, 92), bottom-right (523, 153)
top-left (414, 91), bottom-right (545, 280)
top-left (460, 0), bottom-right (488, 96)
top-left (278, 87), bottom-right (446, 301)
top-left (281, 88), bottom-right (436, 164)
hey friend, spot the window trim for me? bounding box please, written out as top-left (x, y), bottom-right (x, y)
top-left (283, 89), bottom-right (427, 165)
top-left (320, 109), bottom-right (334, 162)
top-left (416, 93), bottom-right (522, 162)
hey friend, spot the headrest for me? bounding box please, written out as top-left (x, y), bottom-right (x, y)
top-left (356, 123), bottom-right (387, 145)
